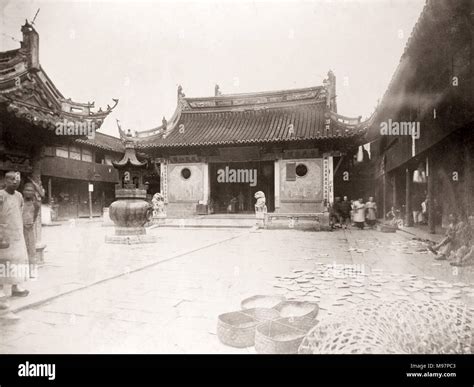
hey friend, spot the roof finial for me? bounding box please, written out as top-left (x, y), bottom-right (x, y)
top-left (177, 85), bottom-right (185, 98)
top-left (162, 116), bottom-right (167, 129)
top-left (116, 119), bottom-right (127, 140)
top-left (215, 84), bottom-right (222, 97)
top-left (31, 8), bottom-right (40, 25)
top-left (324, 70), bottom-right (337, 113)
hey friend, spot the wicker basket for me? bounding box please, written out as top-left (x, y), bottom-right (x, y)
top-left (298, 300), bottom-right (474, 354)
top-left (241, 295), bottom-right (286, 310)
top-left (255, 317), bottom-right (317, 354)
top-left (217, 308), bottom-right (281, 348)
top-left (274, 301), bottom-right (319, 320)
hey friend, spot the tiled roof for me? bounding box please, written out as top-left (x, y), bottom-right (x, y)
top-left (75, 132), bottom-right (124, 153)
top-left (136, 85), bottom-right (366, 149)
top-left (0, 23), bottom-right (117, 131)
top-left (364, 0), bottom-right (474, 143)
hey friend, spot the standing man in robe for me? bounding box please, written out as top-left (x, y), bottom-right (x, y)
top-left (353, 198), bottom-right (366, 230)
top-left (365, 197), bottom-right (377, 229)
top-left (0, 172), bottom-right (30, 321)
top-left (339, 196), bottom-right (352, 230)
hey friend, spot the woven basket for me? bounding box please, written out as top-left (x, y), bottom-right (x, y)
top-left (274, 301), bottom-right (319, 320)
top-left (241, 295), bottom-right (286, 310)
top-left (217, 308), bottom-right (281, 348)
top-left (255, 317), bottom-right (317, 354)
top-left (299, 300), bottom-right (474, 354)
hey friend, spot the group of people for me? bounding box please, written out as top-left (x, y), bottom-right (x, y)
top-left (0, 171), bottom-right (41, 321)
top-left (209, 191), bottom-right (248, 214)
top-left (329, 196), bottom-right (378, 230)
top-left (428, 213), bottom-right (474, 267)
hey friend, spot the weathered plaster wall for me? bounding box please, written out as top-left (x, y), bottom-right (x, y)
top-left (167, 162), bottom-right (205, 216)
top-left (278, 158), bottom-right (324, 213)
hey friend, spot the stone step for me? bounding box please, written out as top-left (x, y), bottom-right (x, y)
top-left (151, 217), bottom-right (256, 229)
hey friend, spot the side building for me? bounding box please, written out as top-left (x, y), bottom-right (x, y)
top-left (40, 133), bottom-right (123, 220)
top-left (0, 22), bottom-right (117, 224)
top-left (365, 0), bottom-right (474, 231)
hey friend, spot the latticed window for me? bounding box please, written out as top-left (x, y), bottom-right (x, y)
top-left (81, 148), bottom-right (93, 162)
top-left (55, 146), bottom-right (68, 158)
top-left (69, 146), bottom-right (81, 160)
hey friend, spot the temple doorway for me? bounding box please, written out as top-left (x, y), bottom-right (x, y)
top-left (209, 161), bottom-right (274, 214)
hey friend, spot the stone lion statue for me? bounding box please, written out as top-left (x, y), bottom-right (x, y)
top-left (254, 191), bottom-right (267, 217)
top-left (152, 193), bottom-right (166, 218)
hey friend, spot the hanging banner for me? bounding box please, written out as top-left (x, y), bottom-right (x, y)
top-left (160, 159), bottom-right (168, 203)
top-left (327, 156), bottom-right (334, 204)
top-left (323, 157), bottom-right (329, 203)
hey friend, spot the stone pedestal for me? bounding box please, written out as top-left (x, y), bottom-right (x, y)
top-left (41, 204), bottom-right (52, 225)
top-left (35, 243), bottom-right (46, 265)
top-left (105, 234), bottom-right (158, 244)
top-left (102, 207), bottom-right (114, 227)
top-left (151, 214), bottom-right (167, 226)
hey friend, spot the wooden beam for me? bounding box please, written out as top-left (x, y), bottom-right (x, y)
top-left (383, 173), bottom-right (387, 221)
top-left (333, 155), bottom-right (344, 176)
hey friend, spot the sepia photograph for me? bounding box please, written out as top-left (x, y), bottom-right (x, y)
top-left (0, 0), bottom-right (473, 383)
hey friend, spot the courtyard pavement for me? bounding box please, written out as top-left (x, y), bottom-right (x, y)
top-left (0, 221), bottom-right (473, 354)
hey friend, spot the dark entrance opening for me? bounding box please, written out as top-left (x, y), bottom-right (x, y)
top-left (209, 161), bottom-right (274, 214)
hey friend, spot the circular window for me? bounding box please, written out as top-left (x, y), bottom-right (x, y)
top-left (295, 164), bottom-right (308, 177)
top-left (181, 167), bottom-right (191, 180)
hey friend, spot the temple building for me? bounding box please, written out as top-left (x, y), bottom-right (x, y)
top-left (0, 21), bottom-right (117, 228)
top-left (127, 72), bottom-right (369, 217)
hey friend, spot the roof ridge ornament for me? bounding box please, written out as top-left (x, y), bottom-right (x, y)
top-left (177, 85), bottom-right (191, 111)
top-left (177, 84), bottom-right (185, 99)
top-left (60, 97), bottom-right (118, 116)
top-left (323, 70), bottom-right (337, 113)
top-left (106, 98), bottom-right (119, 112)
top-left (116, 118), bottom-right (128, 140)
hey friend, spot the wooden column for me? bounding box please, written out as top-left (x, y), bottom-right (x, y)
top-left (202, 162), bottom-right (209, 205)
top-left (31, 146), bottom-right (46, 263)
top-left (464, 141), bottom-right (472, 217)
top-left (406, 167), bottom-right (413, 227)
top-left (48, 178), bottom-right (52, 203)
top-left (427, 155), bottom-right (435, 234)
top-left (382, 173), bottom-right (387, 221)
top-left (392, 175), bottom-right (397, 210)
top-left (274, 159), bottom-right (280, 211)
